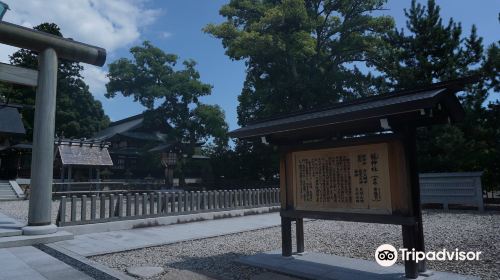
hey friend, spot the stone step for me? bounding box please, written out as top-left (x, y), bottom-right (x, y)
top-left (0, 227), bottom-right (23, 237)
top-left (0, 197), bottom-right (21, 201)
top-left (0, 195), bottom-right (19, 199)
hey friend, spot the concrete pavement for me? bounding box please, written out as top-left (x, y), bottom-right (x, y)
top-left (0, 246), bottom-right (93, 280)
top-left (54, 212), bottom-right (281, 256)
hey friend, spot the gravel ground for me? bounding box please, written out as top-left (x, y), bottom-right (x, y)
top-left (0, 200), bottom-right (60, 223)
top-left (91, 210), bottom-right (499, 280)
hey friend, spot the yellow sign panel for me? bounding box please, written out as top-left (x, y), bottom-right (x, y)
top-left (292, 143), bottom-right (392, 214)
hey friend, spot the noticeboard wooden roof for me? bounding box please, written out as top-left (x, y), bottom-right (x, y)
top-left (57, 140), bottom-right (113, 166)
top-left (229, 78), bottom-right (475, 143)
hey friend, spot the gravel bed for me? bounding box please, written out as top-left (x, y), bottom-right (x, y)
top-left (0, 200), bottom-right (60, 223)
top-left (91, 210), bottom-right (499, 280)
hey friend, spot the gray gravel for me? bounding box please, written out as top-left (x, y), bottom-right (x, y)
top-left (91, 210), bottom-right (499, 280)
top-left (0, 200), bottom-right (60, 223)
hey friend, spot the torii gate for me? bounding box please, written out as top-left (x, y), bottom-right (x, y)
top-left (0, 20), bottom-right (106, 235)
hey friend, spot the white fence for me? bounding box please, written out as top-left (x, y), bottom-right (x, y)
top-left (420, 172), bottom-right (484, 211)
top-left (57, 188), bottom-right (280, 226)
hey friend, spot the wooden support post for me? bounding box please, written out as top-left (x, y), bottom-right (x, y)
top-left (402, 225), bottom-right (419, 279)
top-left (404, 127), bottom-right (426, 273)
top-left (70, 196), bottom-right (77, 222)
top-left (296, 218), bottom-right (304, 253)
top-left (281, 216), bottom-right (293, 257)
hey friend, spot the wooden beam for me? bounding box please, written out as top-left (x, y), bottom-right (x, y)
top-left (0, 62), bottom-right (38, 87)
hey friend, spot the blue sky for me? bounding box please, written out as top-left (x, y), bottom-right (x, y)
top-left (1, 0), bottom-right (498, 130)
top-left (101, 0), bottom-right (499, 130)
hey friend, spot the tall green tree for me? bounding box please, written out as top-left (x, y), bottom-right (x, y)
top-left (206, 0), bottom-right (394, 125)
top-left (372, 0), bottom-right (500, 190)
top-left (1, 23), bottom-right (110, 139)
top-left (105, 41), bottom-right (229, 184)
top-left (206, 0), bottom-right (394, 180)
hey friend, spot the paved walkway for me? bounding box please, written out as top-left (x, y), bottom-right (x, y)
top-left (0, 246), bottom-right (92, 280)
top-left (55, 212), bottom-right (281, 256)
top-left (239, 251), bottom-right (480, 280)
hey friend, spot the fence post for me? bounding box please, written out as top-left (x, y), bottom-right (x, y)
top-left (184, 192), bottom-right (189, 212)
top-left (203, 191), bottom-right (208, 210)
top-left (70, 195), bottom-right (77, 222)
top-left (257, 189), bottom-right (261, 205)
top-left (90, 195), bottom-right (96, 220)
top-left (171, 192), bottom-right (176, 213)
top-left (142, 193), bottom-right (148, 216)
top-left (223, 191), bottom-right (228, 209)
top-left (196, 191), bottom-right (201, 211)
top-left (100, 194), bottom-right (106, 219)
top-left (165, 192), bottom-right (171, 213)
top-left (212, 191), bottom-right (217, 209)
top-left (237, 190), bottom-right (244, 207)
top-left (150, 193), bottom-right (155, 215)
top-left (134, 193), bottom-right (140, 216)
top-left (117, 194), bottom-right (124, 217)
top-left (190, 191), bottom-right (195, 212)
top-left (126, 194), bottom-right (132, 216)
top-left (157, 192), bottom-right (163, 214)
top-left (59, 196), bottom-right (67, 225)
top-left (81, 195), bottom-right (87, 221)
top-left (220, 191), bottom-right (225, 209)
top-left (207, 191), bottom-right (212, 209)
top-left (176, 192), bottom-right (182, 212)
top-left (109, 194), bottom-right (115, 218)
top-left (264, 189), bottom-right (269, 205)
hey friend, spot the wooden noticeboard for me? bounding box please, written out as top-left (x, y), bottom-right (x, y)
top-left (281, 138), bottom-right (413, 218)
top-left (292, 142), bottom-right (392, 214)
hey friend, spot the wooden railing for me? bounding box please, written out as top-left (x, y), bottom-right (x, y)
top-left (56, 188), bottom-right (280, 226)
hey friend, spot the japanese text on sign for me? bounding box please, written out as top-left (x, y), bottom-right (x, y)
top-left (292, 143), bottom-right (392, 214)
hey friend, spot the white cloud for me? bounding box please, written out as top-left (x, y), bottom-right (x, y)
top-left (159, 31), bottom-right (172, 39)
top-left (0, 0), bottom-right (161, 95)
top-left (81, 65), bottom-right (108, 96)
